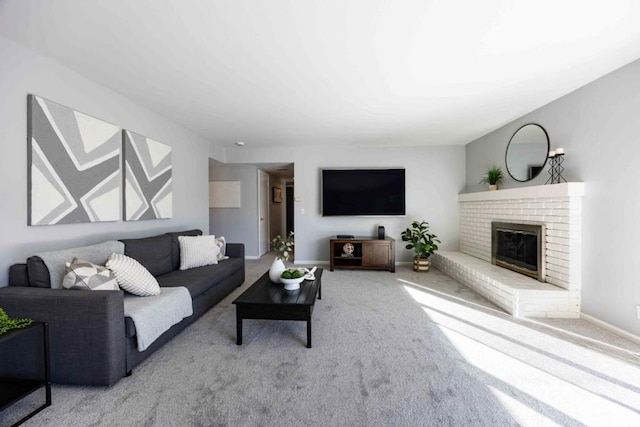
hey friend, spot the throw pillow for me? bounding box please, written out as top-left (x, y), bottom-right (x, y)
top-left (106, 253), bottom-right (161, 296)
top-left (178, 235), bottom-right (220, 270)
top-left (215, 236), bottom-right (228, 261)
top-left (61, 258), bottom-right (119, 291)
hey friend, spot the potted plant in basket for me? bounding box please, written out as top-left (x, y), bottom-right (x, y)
top-left (401, 220), bottom-right (440, 272)
top-left (480, 166), bottom-right (504, 190)
top-left (269, 232), bottom-right (294, 283)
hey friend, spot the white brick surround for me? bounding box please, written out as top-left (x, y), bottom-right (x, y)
top-left (433, 183), bottom-right (584, 318)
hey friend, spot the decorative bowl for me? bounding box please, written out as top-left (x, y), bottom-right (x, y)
top-left (280, 276), bottom-right (304, 291)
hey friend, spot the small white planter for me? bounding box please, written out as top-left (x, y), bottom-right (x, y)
top-left (269, 258), bottom-right (286, 283)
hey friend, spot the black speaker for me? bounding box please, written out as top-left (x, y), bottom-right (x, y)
top-left (377, 226), bottom-right (385, 240)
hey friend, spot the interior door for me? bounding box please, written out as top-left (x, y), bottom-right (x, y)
top-left (258, 170), bottom-right (270, 256)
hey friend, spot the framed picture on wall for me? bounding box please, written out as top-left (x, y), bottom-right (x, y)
top-left (272, 186), bottom-right (283, 203)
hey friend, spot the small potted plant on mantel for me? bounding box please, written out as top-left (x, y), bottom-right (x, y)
top-left (480, 166), bottom-right (504, 190)
top-left (401, 220), bottom-right (440, 272)
top-left (269, 232), bottom-right (294, 283)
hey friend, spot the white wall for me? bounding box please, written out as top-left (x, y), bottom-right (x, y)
top-left (208, 160), bottom-right (259, 256)
top-left (226, 145), bottom-right (466, 263)
top-left (0, 36), bottom-right (214, 284)
top-left (464, 58), bottom-right (640, 336)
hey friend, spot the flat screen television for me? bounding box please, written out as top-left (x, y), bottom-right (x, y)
top-left (322, 168), bottom-right (405, 216)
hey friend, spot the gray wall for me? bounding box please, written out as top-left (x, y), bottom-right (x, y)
top-left (465, 58), bottom-right (640, 336)
top-left (225, 145), bottom-right (466, 263)
top-left (208, 160), bottom-right (259, 257)
top-left (0, 36), bottom-right (213, 284)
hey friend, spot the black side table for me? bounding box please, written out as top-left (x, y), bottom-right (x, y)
top-left (0, 322), bottom-right (51, 426)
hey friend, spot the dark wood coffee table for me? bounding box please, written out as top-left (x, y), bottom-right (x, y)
top-left (232, 268), bottom-right (323, 348)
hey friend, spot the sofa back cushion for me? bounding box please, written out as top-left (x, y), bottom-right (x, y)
top-left (166, 229), bottom-right (202, 271)
top-left (121, 234), bottom-right (172, 277)
top-left (9, 264), bottom-right (30, 287)
top-left (31, 241), bottom-right (125, 288)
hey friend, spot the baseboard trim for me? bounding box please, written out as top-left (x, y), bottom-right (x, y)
top-left (396, 261), bottom-right (412, 266)
top-left (580, 312), bottom-right (640, 345)
top-left (245, 256), bottom-right (261, 260)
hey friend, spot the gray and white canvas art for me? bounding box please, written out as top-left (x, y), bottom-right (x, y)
top-left (123, 130), bottom-right (173, 220)
top-left (27, 95), bottom-right (121, 225)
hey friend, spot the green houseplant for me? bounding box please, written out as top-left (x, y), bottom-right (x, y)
top-left (400, 220), bottom-right (440, 272)
top-left (269, 232), bottom-right (294, 283)
top-left (0, 307), bottom-right (33, 335)
top-left (480, 166), bottom-right (504, 190)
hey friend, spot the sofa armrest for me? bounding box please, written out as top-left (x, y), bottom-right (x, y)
top-left (226, 243), bottom-right (244, 259)
top-left (0, 287), bottom-right (126, 385)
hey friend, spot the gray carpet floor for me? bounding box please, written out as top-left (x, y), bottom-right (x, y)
top-left (4, 257), bottom-right (640, 426)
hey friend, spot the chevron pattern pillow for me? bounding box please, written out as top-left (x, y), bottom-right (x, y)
top-left (106, 253), bottom-right (161, 296)
top-left (178, 235), bottom-right (220, 270)
top-left (215, 236), bottom-right (227, 260)
top-left (61, 258), bottom-right (119, 291)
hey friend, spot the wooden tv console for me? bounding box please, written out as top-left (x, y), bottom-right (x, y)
top-left (329, 236), bottom-right (395, 272)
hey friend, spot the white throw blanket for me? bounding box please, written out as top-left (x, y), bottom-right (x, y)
top-left (123, 287), bottom-right (193, 351)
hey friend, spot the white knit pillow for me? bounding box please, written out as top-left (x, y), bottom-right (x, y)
top-left (179, 235), bottom-right (220, 270)
top-left (106, 253), bottom-right (161, 296)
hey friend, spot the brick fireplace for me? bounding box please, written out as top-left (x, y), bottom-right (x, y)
top-left (433, 183), bottom-right (584, 318)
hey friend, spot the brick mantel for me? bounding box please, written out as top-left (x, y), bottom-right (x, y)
top-left (458, 182), bottom-right (584, 203)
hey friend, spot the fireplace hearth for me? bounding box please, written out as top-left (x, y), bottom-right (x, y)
top-left (491, 222), bottom-right (545, 281)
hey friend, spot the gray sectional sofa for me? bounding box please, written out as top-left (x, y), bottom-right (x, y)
top-left (0, 229), bottom-right (245, 386)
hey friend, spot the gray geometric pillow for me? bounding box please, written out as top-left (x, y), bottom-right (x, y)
top-left (61, 258), bottom-right (120, 291)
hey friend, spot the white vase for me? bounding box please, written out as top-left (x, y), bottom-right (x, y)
top-left (269, 258), bottom-right (286, 283)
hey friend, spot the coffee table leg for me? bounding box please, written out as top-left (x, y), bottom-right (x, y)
top-left (236, 313), bottom-right (242, 345)
top-left (318, 281), bottom-right (322, 300)
top-left (307, 316), bottom-right (312, 349)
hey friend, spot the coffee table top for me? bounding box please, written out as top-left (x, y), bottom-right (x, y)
top-left (233, 268), bottom-right (323, 306)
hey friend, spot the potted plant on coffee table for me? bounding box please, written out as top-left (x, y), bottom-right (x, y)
top-left (269, 232), bottom-right (294, 283)
top-left (480, 166), bottom-right (504, 190)
top-left (401, 220), bottom-right (440, 272)
top-left (0, 307), bottom-right (32, 335)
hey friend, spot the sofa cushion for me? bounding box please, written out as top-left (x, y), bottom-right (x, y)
top-left (179, 235), bottom-right (219, 270)
top-left (26, 257), bottom-right (51, 288)
top-left (106, 253), bottom-right (161, 296)
top-left (121, 234), bottom-right (172, 277)
top-left (8, 264), bottom-right (29, 287)
top-left (61, 258), bottom-right (119, 291)
top-left (33, 241), bottom-right (125, 288)
top-left (215, 236), bottom-right (227, 260)
top-left (156, 257), bottom-right (243, 298)
top-left (166, 229), bottom-right (202, 271)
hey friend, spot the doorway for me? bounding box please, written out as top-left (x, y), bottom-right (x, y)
top-left (286, 184), bottom-right (294, 236)
top-left (258, 169), bottom-right (270, 256)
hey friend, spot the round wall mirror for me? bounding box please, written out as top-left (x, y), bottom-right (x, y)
top-left (505, 123), bottom-right (550, 182)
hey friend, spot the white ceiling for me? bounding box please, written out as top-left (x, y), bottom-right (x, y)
top-left (2, 0), bottom-right (640, 149)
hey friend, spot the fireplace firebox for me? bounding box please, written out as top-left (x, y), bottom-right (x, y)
top-left (491, 222), bottom-right (545, 282)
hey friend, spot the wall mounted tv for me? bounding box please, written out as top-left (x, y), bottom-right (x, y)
top-left (322, 168), bottom-right (405, 216)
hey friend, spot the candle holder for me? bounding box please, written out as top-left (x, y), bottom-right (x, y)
top-left (545, 153), bottom-right (567, 184)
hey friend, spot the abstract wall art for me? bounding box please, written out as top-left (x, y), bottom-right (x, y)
top-left (27, 95), bottom-right (121, 225)
top-left (123, 130), bottom-right (173, 220)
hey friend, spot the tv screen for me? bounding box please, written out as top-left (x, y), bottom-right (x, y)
top-left (322, 169), bottom-right (405, 216)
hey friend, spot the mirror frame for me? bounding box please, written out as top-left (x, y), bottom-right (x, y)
top-left (505, 123), bottom-right (550, 183)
